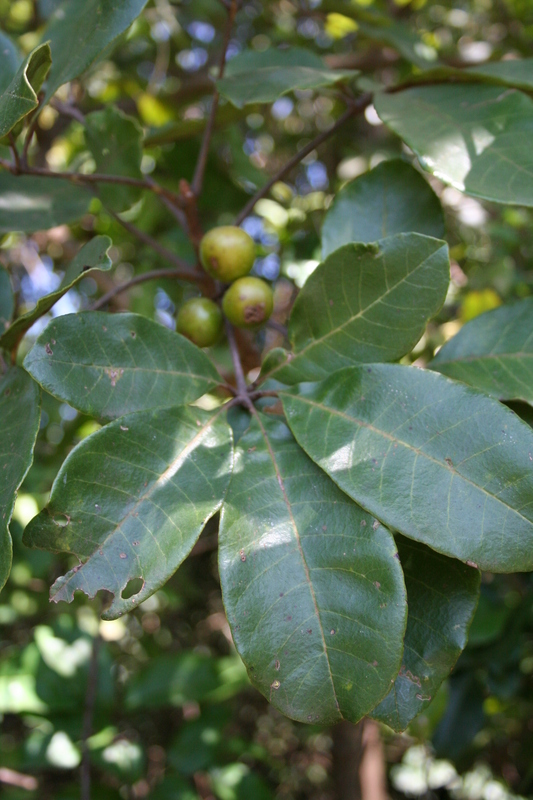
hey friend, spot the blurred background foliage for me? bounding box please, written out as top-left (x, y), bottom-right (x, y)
top-left (0, 0), bottom-right (532, 798)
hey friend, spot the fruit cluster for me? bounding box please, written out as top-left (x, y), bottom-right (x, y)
top-left (177, 226), bottom-right (274, 348)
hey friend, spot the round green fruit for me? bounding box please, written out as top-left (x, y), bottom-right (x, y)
top-left (222, 277), bottom-right (274, 329)
top-left (200, 226), bottom-right (255, 282)
top-left (177, 297), bottom-right (223, 348)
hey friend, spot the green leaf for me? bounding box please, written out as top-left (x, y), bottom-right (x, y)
top-left (271, 234), bottom-right (449, 384)
top-left (218, 48), bottom-right (358, 108)
top-left (0, 367), bottom-right (41, 593)
top-left (322, 160), bottom-right (445, 258)
top-left (375, 85), bottom-right (533, 206)
top-left (370, 537), bottom-right (480, 731)
top-left (406, 58), bottom-right (533, 94)
top-left (219, 414), bottom-right (406, 725)
top-left (0, 173), bottom-right (91, 233)
top-left (0, 266), bottom-right (14, 333)
top-left (0, 32), bottom-right (22, 93)
top-left (0, 236), bottom-right (111, 352)
top-left (41, 0), bottom-right (149, 104)
top-left (0, 43), bottom-right (51, 139)
top-left (281, 364), bottom-right (533, 573)
top-left (358, 21), bottom-right (437, 69)
top-left (126, 653), bottom-right (228, 710)
top-left (24, 406), bottom-right (233, 619)
top-left (84, 107), bottom-right (143, 211)
top-left (431, 298), bottom-right (533, 405)
top-left (24, 311), bottom-right (223, 420)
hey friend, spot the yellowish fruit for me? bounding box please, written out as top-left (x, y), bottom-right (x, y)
top-left (200, 226), bottom-right (255, 282)
top-left (222, 277), bottom-right (274, 329)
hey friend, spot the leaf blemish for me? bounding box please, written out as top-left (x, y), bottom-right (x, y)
top-left (119, 553), bottom-right (127, 559)
top-left (240, 549), bottom-right (246, 562)
top-left (104, 367), bottom-right (124, 387)
top-left (45, 343), bottom-right (53, 355)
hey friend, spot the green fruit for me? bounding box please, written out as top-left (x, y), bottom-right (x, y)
top-left (200, 226), bottom-right (255, 282)
top-left (222, 277), bottom-right (274, 329)
top-left (177, 297), bottom-right (223, 348)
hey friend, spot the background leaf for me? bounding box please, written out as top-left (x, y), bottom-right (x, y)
top-left (24, 406), bottom-right (233, 619)
top-left (431, 298), bottom-right (533, 405)
top-left (41, 0), bottom-right (149, 103)
top-left (0, 266), bottom-right (14, 333)
top-left (0, 367), bottom-right (40, 593)
top-left (219, 414), bottom-right (406, 725)
top-left (370, 537), bottom-right (480, 731)
top-left (0, 173), bottom-right (90, 233)
top-left (84, 108), bottom-right (143, 211)
top-left (281, 364), bottom-right (533, 572)
top-left (0, 236), bottom-right (111, 352)
top-left (24, 311), bottom-right (223, 420)
top-left (321, 160), bottom-right (445, 258)
top-left (272, 234), bottom-right (449, 384)
top-left (0, 43), bottom-right (51, 139)
top-left (375, 85), bottom-right (533, 206)
top-left (406, 58), bottom-right (533, 94)
top-left (0, 32), bottom-right (22, 92)
top-left (218, 48), bottom-right (357, 108)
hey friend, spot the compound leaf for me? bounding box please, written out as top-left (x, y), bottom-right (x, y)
top-left (281, 364), bottom-right (533, 572)
top-left (24, 406), bottom-right (233, 619)
top-left (0, 236), bottom-right (111, 352)
top-left (370, 537), bottom-right (480, 731)
top-left (24, 312), bottom-right (223, 420)
top-left (0, 367), bottom-right (40, 594)
top-left (322, 160), bottom-right (445, 258)
top-left (272, 234), bottom-right (449, 384)
top-left (431, 298), bottom-right (533, 405)
top-left (219, 414), bottom-right (406, 725)
top-left (375, 84), bottom-right (533, 206)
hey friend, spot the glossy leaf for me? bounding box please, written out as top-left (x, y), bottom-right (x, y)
top-left (0, 266), bottom-right (14, 333)
top-left (24, 311), bottom-right (223, 420)
top-left (281, 364), bottom-right (533, 573)
top-left (0, 236), bottom-right (111, 351)
top-left (0, 173), bottom-right (90, 233)
top-left (218, 48), bottom-right (357, 108)
top-left (0, 32), bottom-right (22, 93)
top-left (272, 234), bottom-right (449, 384)
top-left (321, 160), bottom-right (445, 257)
top-left (0, 43), bottom-right (51, 138)
top-left (375, 85), bottom-right (533, 206)
top-left (370, 537), bottom-right (480, 731)
top-left (84, 107), bottom-right (143, 211)
top-left (0, 367), bottom-right (40, 593)
top-left (42, 0), bottom-right (149, 103)
top-left (219, 414), bottom-right (406, 725)
top-left (431, 298), bottom-right (533, 405)
top-left (24, 406), bottom-right (233, 619)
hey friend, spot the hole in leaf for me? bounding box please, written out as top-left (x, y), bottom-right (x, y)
top-left (121, 577), bottom-right (144, 599)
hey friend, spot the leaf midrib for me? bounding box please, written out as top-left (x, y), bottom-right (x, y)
top-left (29, 356), bottom-right (218, 383)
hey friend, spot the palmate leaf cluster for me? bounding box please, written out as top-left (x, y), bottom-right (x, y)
top-left (1, 0), bottom-right (533, 738)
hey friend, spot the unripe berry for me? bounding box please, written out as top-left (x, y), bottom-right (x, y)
top-left (222, 277), bottom-right (274, 329)
top-left (177, 297), bottom-right (223, 348)
top-left (200, 226), bottom-right (255, 282)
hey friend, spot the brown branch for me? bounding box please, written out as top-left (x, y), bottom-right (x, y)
top-left (0, 768), bottom-right (38, 791)
top-left (81, 635), bottom-right (102, 800)
top-left (50, 98), bottom-right (86, 123)
top-left (191, 0), bottom-right (238, 197)
top-left (106, 207), bottom-right (193, 273)
top-left (90, 266), bottom-right (204, 311)
top-left (234, 93), bottom-right (373, 224)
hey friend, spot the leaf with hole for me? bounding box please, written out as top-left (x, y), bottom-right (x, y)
top-left (41, 0), bottom-right (149, 103)
top-left (281, 364), bottom-right (533, 572)
top-left (24, 311), bottom-right (223, 420)
top-left (218, 47), bottom-right (358, 108)
top-left (0, 43), bottom-right (51, 139)
top-left (270, 234), bottom-right (449, 384)
top-left (219, 414), bottom-right (406, 725)
top-left (23, 405), bottom-right (233, 619)
top-left (431, 298), bottom-right (533, 405)
top-left (0, 236), bottom-right (111, 352)
top-left (370, 537), bottom-right (480, 731)
top-left (321, 160), bottom-right (445, 258)
top-left (0, 367), bottom-right (40, 594)
top-left (375, 84), bottom-right (533, 206)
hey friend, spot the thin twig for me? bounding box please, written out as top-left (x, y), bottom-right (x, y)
top-left (147, 176), bottom-right (189, 232)
top-left (191, 0), bottom-right (238, 196)
top-left (81, 635), bottom-right (102, 800)
top-left (267, 319), bottom-right (288, 337)
top-left (51, 98), bottom-right (86, 123)
top-left (90, 267), bottom-right (203, 311)
top-left (0, 769), bottom-right (38, 791)
top-left (7, 133), bottom-right (21, 172)
top-left (106, 207), bottom-right (194, 273)
top-left (225, 320), bottom-right (248, 397)
top-left (234, 93), bottom-right (373, 224)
